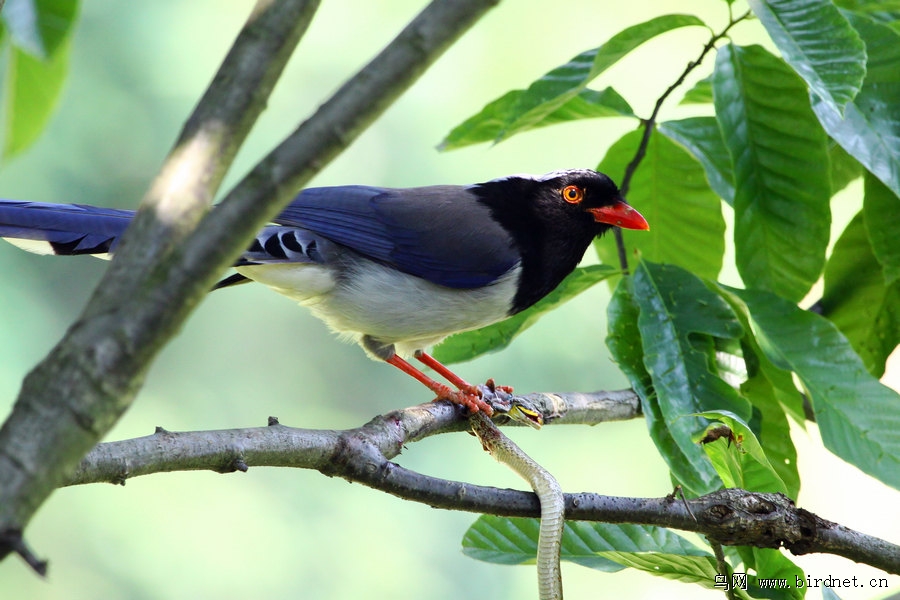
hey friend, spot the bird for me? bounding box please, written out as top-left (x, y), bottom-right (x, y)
top-left (0, 169), bottom-right (648, 418)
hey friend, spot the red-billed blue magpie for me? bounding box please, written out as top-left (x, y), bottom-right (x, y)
top-left (0, 169), bottom-right (647, 416)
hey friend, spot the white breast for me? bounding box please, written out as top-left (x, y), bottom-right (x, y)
top-left (236, 259), bottom-right (520, 357)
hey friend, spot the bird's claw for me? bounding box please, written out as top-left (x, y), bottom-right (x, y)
top-left (475, 380), bottom-right (544, 430)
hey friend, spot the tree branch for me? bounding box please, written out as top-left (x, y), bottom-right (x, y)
top-left (64, 392), bottom-right (900, 576)
top-left (0, 0), bottom-right (501, 562)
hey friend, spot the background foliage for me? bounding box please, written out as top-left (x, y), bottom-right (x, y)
top-left (1, 1), bottom-right (899, 599)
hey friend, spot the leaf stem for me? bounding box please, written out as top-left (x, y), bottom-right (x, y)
top-left (613, 9), bottom-right (752, 272)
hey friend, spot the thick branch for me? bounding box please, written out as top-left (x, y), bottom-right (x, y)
top-left (64, 393), bottom-right (899, 575)
top-left (0, 0), bottom-right (500, 557)
top-left (0, 0), bottom-right (319, 537)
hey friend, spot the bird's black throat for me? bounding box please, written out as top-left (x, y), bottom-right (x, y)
top-left (471, 174), bottom-right (614, 315)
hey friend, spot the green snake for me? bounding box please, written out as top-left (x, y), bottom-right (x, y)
top-left (471, 387), bottom-right (564, 600)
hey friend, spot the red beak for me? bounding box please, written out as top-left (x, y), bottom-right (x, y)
top-left (588, 199), bottom-right (649, 231)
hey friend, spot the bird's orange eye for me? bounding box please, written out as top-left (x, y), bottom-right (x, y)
top-left (562, 185), bottom-right (583, 204)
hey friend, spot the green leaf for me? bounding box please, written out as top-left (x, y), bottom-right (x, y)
top-left (717, 286), bottom-right (804, 497)
top-left (629, 262), bottom-right (751, 496)
top-left (713, 44), bottom-right (831, 302)
top-left (463, 515), bottom-right (709, 572)
top-left (439, 88), bottom-right (634, 150)
top-left (679, 75), bottom-right (713, 104)
top-left (735, 287), bottom-right (900, 491)
top-left (608, 277), bottom-right (691, 488)
top-left (748, 0), bottom-right (866, 111)
top-left (811, 13), bottom-right (900, 199)
top-left (439, 13), bottom-right (705, 149)
top-left (432, 265), bottom-right (617, 364)
top-left (828, 140), bottom-right (863, 194)
top-left (594, 551), bottom-right (751, 599)
top-left (594, 129), bottom-right (725, 278)
top-left (696, 410), bottom-right (789, 495)
top-left (1, 0), bottom-right (78, 58)
top-left (835, 0), bottom-right (900, 31)
top-left (821, 210), bottom-right (900, 377)
top-left (659, 117), bottom-right (735, 205)
top-left (739, 546), bottom-right (806, 600)
top-left (863, 172), bottom-right (900, 285)
top-left (2, 38), bottom-right (71, 158)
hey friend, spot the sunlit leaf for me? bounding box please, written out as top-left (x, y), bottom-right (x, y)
top-left (696, 410), bottom-right (789, 495)
top-left (679, 75), bottom-right (713, 104)
top-left (439, 88), bottom-right (634, 150)
top-left (439, 14), bottom-right (705, 149)
top-left (3, 39), bottom-right (71, 158)
top-left (463, 515), bottom-right (709, 572)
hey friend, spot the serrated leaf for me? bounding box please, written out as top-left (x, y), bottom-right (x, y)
top-left (595, 129), bottom-right (725, 278)
top-left (748, 0), bottom-right (866, 111)
top-left (863, 172), bottom-right (900, 285)
top-left (812, 13), bottom-right (900, 199)
top-left (439, 87), bottom-right (634, 150)
top-left (696, 410), bottom-right (789, 495)
top-left (821, 210), bottom-right (900, 377)
top-left (628, 262), bottom-right (751, 496)
top-left (714, 44), bottom-right (831, 302)
top-left (462, 515), bottom-right (708, 572)
top-left (439, 14), bottom-right (705, 149)
top-left (659, 117), bottom-right (735, 205)
top-left (432, 265), bottom-right (617, 364)
top-left (680, 75), bottom-right (713, 104)
top-left (735, 287), bottom-right (900, 491)
top-left (3, 38), bottom-right (70, 158)
top-left (2, 0), bottom-right (78, 58)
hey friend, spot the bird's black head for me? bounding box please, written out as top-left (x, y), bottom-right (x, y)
top-left (473, 169), bottom-right (648, 312)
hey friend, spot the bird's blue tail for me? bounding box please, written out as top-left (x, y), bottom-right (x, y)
top-left (0, 200), bottom-right (135, 257)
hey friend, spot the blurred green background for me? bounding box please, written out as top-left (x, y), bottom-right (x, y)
top-left (1, 1), bottom-right (898, 598)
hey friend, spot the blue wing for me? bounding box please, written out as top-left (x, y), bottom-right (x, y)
top-left (274, 185), bottom-right (520, 289)
top-left (0, 185), bottom-right (522, 289)
top-left (0, 201), bottom-right (133, 255)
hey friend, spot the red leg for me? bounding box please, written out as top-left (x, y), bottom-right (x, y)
top-left (416, 352), bottom-right (515, 396)
top-left (386, 354), bottom-right (493, 416)
top-left (414, 351), bottom-right (470, 389)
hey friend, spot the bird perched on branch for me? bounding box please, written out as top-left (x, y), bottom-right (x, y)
top-left (0, 169), bottom-right (647, 418)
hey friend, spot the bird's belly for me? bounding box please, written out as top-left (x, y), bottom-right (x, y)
top-left (239, 260), bottom-right (520, 356)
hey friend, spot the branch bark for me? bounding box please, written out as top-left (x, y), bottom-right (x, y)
top-left (0, 0), bottom-right (500, 559)
top-left (63, 392), bottom-right (900, 576)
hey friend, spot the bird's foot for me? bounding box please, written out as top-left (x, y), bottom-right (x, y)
top-left (476, 381), bottom-right (544, 429)
top-left (431, 382), bottom-right (494, 416)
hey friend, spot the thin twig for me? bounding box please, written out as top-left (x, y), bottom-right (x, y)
top-left (710, 539), bottom-right (737, 600)
top-left (613, 10), bottom-right (752, 271)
